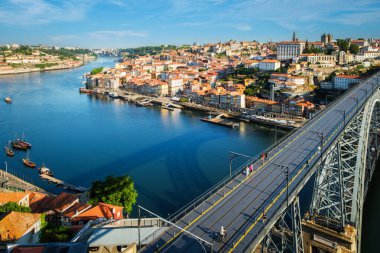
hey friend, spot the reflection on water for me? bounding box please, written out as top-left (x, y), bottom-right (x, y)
top-left (0, 57), bottom-right (284, 217)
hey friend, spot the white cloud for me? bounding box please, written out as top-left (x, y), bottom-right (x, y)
top-left (0, 0), bottom-right (92, 25)
top-left (89, 30), bottom-right (148, 38)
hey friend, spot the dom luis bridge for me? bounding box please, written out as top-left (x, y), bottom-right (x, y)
top-left (137, 72), bottom-right (380, 253)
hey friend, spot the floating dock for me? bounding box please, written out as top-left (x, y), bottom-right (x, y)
top-left (201, 114), bottom-right (239, 128)
top-left (40, 174), bottom-right (87, 193)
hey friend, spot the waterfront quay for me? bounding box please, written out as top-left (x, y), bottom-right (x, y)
top-left (0, 169), bottom-right (50, 194)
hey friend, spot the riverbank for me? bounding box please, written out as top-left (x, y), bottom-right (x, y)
top-left (0, 62), bottom-right (85, 76)
top-left (85, 87), bottom-right (302, 129)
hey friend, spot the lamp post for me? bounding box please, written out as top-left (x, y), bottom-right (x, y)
top-left (335, 109), bottom-right (346, 126)
top-left (310, 131), bottom-right (324, 165)
top-left (229, 151), bottom-right (252, 178)
top-left (359, 88), bottom-right (368, 99)
top-left (349, 96), bottom-right (359, 113)
top-left (272, 163), bottom-right (290, 207)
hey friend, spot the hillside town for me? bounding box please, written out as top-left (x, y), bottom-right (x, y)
top-left (0, 44), bottom-right (96, 75)
top-left (84, 33), bottom-right (380, 127)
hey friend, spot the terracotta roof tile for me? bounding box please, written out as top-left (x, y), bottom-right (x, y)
top-left (0, 192), bottom-right (28, 205)
top-left (0, 211), bottom-right (41, 242)
top-left (73, 202), bottom-right (123, 222)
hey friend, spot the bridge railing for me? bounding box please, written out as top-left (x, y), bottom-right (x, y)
top-left (168, 73), bottom-right (380, 225)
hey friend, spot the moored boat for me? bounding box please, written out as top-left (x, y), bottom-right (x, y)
top-left (162, 104), bottom-right (175, 111)
top-left (39, 164), bottom-right (54, 177)
top-left (23, 158), bottom-right (36, 168)
top-left (17, 139), bottom-right (32, 148)
top-left (79, 87), bottom-right (93, 94)
top-left (5, 97), bottom-right (12, 104)
top-left (12, 141), bottom-right (28, 150)
top-left (5, 146), bottom-right (14, 156)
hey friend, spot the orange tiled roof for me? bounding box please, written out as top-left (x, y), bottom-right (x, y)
top-left (43, 192), bottom-right (78, 213)
top-left (247, 96), bottom-right (279, 105)
top-left (62, 202), bottom-right (92, 219)
top-left (0, 211), bottom-right (41, 242)
top-left (336, 75), bottom-right (360, 79)
top-left (73, 202), bottom-right (123, 221)
top-left (0, 192), bottom-right (28, 205)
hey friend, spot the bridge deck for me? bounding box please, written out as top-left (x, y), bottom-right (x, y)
top-left (142, 74), bottom-right (380, 252)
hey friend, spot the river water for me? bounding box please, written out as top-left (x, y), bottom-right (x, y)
top-left (0, 57), bottom-right (377, 251)
top-left (0, 57), bottom-right (283, 216)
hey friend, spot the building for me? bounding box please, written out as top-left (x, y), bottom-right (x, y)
top-left (334, 75), bottom-right (360, 90)
top-left (0, 211), bottom-right (42, 248)
top-left (277, 41), bottom-right (305, 60)
top-left (72, 202), bottom-right (123, 225)
top-left (321, 33), bottom-right (333, 44)
top-left (168, 78), bottom-right (183, 96)
top-left (0, 192), bottom-right (29, 207)
top-left (258, 59), bottom-right (281, 71)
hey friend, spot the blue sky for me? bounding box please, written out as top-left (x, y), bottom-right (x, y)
top-left (0, 0), bottom-right (379, 48)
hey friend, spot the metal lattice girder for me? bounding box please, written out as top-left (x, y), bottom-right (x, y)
top-left (310, 87), bottom-right (380, 252)
top-left (261, 197), bottom-right (304, 253)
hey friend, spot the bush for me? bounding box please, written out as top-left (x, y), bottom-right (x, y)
top-left (0, 202), bottom-right (31, 213)
top-left (40, 224), bottom-right (75, 243)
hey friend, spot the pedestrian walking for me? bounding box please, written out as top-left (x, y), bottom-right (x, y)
top-left (246, 166), bottom-right (249, 176)
top-left (249, 164), bottom-right (253, 173)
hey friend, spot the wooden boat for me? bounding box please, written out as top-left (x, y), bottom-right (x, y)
top-left (79, 87), bottom-right (93, 94)
top-left (5, 146), bottom-right (14, 156)
top-left (23, 158), bottom-right (36, 168)
top-left (39, 164), bottom-right (54, 177)
top-left (5, 97), bottom-right (12, 104)
top-left (12, 141), bottom-right (28, 150)
top-left (17, 139), bottom-right (32, 148)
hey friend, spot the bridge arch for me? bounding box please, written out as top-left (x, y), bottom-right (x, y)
top-left (311, 87), bottom-right (380, 251)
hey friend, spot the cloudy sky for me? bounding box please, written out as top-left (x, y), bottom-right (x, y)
top-left (0, 0), bottom-right (379, 48)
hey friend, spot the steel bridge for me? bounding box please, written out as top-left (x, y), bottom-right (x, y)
top-left (139, 72), bottom-right (380, 253)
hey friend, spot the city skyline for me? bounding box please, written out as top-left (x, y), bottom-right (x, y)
top-left (0, 0), bottom-right (380, 48)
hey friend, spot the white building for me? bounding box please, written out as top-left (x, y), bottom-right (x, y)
top-left (276, 41), bottom-right (305, 60)
top-left (334, 75), bottom-right (360, 90)
top-left (258, 60), bottom-right (281, 71)
top-left (168, 78), bottom-right (184, 96)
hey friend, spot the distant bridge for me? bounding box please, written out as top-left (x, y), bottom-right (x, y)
top-left (91, 48), bottom-right (120, 57)
top-left (138, 72), bottom-right (380, 252)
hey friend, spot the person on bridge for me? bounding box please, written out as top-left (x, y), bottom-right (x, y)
top-left (250, 164), bottom-right (253, 173)
top-left (262, 212), bottom-right (267, 223)
top-left (220, 226), bottom-right (227, 240)
top-left (245, 166), bottom-right (249, 176)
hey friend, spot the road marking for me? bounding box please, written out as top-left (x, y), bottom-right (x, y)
top-left (227, 103), bottom-right (359, 252)
top-left (157, 107), bottom-right (328, 252)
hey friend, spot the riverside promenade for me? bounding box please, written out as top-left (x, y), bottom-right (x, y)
top-left (0, 169), bottom-right (50, 194)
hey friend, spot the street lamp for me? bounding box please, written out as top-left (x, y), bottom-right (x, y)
top-left (272, 163), bottom-right (290, 207)
top-left (229, 151), bottom-right (252, 178)
top-left (310, 131), bottom-right (324, 166)
top-left (335, 109), bottom-right (346, 126)
top-left (349, 97), bottom-right (359, 113)
top-left (359, 88), bottom-right (368, 99)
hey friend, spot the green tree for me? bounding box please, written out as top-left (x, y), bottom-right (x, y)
top-left (89, 175), bottom-right (137, 214)
top-left (0, 202), bottom-right (31, 213)
top-left (349, 44), bottom-right (360, 54)
top-left (90, 67), bottom-right (104, 75)
top-left (337, 39), bottom-right (349, 52)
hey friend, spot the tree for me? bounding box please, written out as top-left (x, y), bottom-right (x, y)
top-left (336, 39), bottom-right (349, 52)
top-left (349, 44), bottom-right (360, 55)
top-left (90, 67), bottom-right (104, 75)
top-left (0, 202), bottom-right (31, 213)
top-left (89, 175), bottom-right (137, 214)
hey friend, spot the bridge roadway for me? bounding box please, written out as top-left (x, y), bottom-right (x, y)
top-left (142, 73), bottom-right (380, 253)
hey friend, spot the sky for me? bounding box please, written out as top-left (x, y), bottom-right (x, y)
top-left (0, 0), bottom-right (380, 49)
